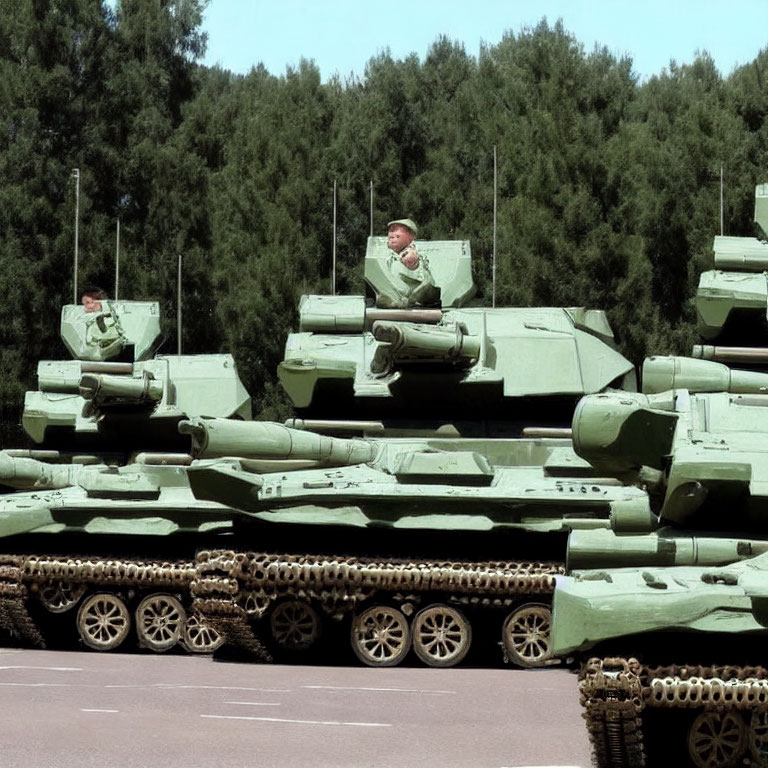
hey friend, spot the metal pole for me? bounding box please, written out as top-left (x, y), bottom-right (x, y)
top-left (369, 180), bottom-right (373, 237)
top-left (115, 217), bottom-right (120, 300)
top-left (177, 254), bottom-right (182, 355)
top-left (332, 180), bottom-right (337, 296)
top-left (72, 168), bottom-right (80, 304)
top-left (492, 146), bottom-right (497, 309)
top-left (720, 165), bottom-right (724, 236)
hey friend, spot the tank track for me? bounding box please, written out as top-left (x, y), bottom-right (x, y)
top-left (191, 550), bottom-right (273, 661)
top-left (0, 555), bottom-right (44, 648)
top-left (190, 549), bottom-right (563, 660)
top-left (0, 554), bottom-right (198, 651)
top-left (580, 657), bottom-right (768, 767)
top-left (23, 555), bottom-right (195, 588)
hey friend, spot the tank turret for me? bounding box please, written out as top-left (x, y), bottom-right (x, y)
top-left (572, 387), bottom-right (768, 527)
top-left (22, 300), bottom-right (251, 453)
top-left (278, 236), bottom-right (635, 434)
top-left (696, 183), bottom-right (768, 343)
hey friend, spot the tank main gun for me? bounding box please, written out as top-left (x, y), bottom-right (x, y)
top-left (297, 296), bottom-right (443, 333)
top-left (692, 344), bottom-right (768, 364)
top-left (179, 417), bottom-right (379, 466)
top-left (79, 372), bottom-right (164, 406)
top-left (642, 355), bottom-right (768, 394)
top-left (369, 320), bottom-right (481, 373)
top-left (0, 451), bottom-right (107, 491)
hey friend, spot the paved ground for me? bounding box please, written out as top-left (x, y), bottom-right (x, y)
top-left (0, 647), bottom-right (591, 768)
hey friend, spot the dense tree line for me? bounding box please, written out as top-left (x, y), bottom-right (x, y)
top-left (2, 0), bottom-right (768, 433)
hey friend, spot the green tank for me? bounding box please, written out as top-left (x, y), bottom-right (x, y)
top-left (553, 387), bottom-right (768, 766)
top-left (278, 235), bottom-right (635, 435)
top-left (168, 416), bottom-right (653, 668)
top-left (162, 233), bottom-right (642, 668)
top-left (547, 186), bottom-right (768, 767)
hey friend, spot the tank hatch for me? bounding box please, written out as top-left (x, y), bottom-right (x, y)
top-left (392, 451), bottom-right (494, 485)
top-left (364, 237), bottom-right (475, 309)
top-left (60, 301), bottom-right (162, 363)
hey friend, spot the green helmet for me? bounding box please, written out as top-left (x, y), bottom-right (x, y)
top-left (387, 218), bottom-right (418, 235)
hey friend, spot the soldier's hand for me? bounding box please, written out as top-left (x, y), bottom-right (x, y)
top-left (400, 250), bottom-right (420, 270)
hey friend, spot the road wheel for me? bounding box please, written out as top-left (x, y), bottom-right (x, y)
top-left (750, 710), bottom-right (768, 766)
top-left (182, 611), bottom-right (224, 654)
top-left (76, 593), bottom-right (131, 651)
top-left (688, 710), bottom-right (747, 768)
top-left (269, 600), bottom-right (321, 651)
top-left (350, 605), bottom-right (411, 667)
top-left (39, 582), bottom-right (86, 614)
top-left (501, 603), bottom-right (554, 668)
top-left (411, 604), bottom-right (471, 668)
top-left (135, 594), bottom-right (186, 652)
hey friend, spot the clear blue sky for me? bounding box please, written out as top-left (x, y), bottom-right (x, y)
top-left (202, 0), bottom-right (768, 82)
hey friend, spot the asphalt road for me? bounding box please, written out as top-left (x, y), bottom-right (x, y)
top-left (0, 647), bottom-right (592, 768)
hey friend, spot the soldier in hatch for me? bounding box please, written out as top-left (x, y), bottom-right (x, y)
top-left (382, 218), bottom-right (439, 308)
top-left (81, 286), bottom-right (107, 313)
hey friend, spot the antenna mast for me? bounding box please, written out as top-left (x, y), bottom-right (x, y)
top-left (720, 165), bottom-right (724, 236)
top-left (177, 254), bottom-right (182, 355)
top-left (332, 180), bottom-right (337, 295)
top-left (115, 217), bottom-right (120, 300)
top-left (492, 146), bottom-right (497, 309)
top-left (72, 168), bottom-right (80, 304)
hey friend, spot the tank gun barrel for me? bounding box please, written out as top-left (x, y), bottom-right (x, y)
top-left (38, 361), bottom-right (134, 393)
top-left (692, 345), bottom-right (768, 364)
top-left (298, 296), bottom-right (443, 333)
top-left (285, 419), bottom-right (387, 435)
top-left (713, 251), bottom-right (768, 271)
top-left (567, 529), bottom-right (768, 570)
top-left (365, 308), bottom-right (442, 326)
top-left (78, 372), bottom-right (164, 404)
top-left (179, 417), bottom-right (378, 465)
top-left (371, 321), bottom-right (481, 365)
top-left (80, 362), bottom-right (134, 375)
top-left (0, 451), bottom-right (91, 490)
top-left (521, 427), bottom-right (573, 439)
top-left (643, 356), bottom-right (768, 394)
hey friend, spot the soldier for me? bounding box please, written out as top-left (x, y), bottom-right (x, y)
top-left (381, 218), bottom-right (439, 308)
top-left (81, 286), bottom-right (107, 313)
top-left (387, 218), bottom-right (422, 269)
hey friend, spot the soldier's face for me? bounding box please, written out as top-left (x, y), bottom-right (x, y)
top-left (81, 294), bottom-right (102, 313)
top-left (387, 224), bottom-right (413, 253)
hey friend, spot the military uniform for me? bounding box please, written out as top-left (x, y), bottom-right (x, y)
top-left (379, 218), bottom-right (440, 308)
top-left (383, 245), bottom-right (439, 308)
